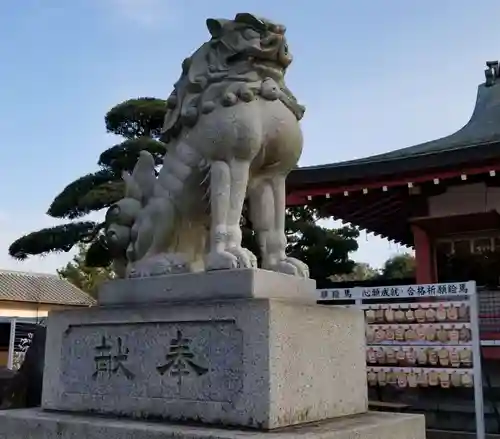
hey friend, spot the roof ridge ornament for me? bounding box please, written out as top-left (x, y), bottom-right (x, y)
top-left (485, 60), bottom-right (500, 87)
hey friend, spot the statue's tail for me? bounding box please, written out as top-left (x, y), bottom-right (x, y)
top-left (122, 151), bottom-right (156, 205)
top-left (155, 141), bottom-right (210, 268)
top-left (117, 151), bottom-right (157, 267)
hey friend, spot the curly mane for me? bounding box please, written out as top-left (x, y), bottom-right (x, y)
top-left (161, 13), bottom-right (304, 144)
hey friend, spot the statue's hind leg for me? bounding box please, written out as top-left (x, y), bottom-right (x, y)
top-left (249, 175), bottom-right (309, 278)
top-left (205, 160), bottom-right (239, 271)
top-left (205, 159), bottom-right (257, 271)
top-left (225, 159), bottom-right (257, 268)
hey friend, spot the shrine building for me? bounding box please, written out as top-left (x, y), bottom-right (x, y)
top-left (286, 61), bottom-right (500, 347)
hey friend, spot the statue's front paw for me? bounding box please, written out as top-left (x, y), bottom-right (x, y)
top-left (265, 257), bottom-right (310, 278)
top-left (127, 253), bottom-right (190, 278)
top-left (205, 251), bottom-right (238, 271)
top-left (226, 247), bottom-right (258, 269)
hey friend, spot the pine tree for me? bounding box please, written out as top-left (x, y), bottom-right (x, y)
top-left (380, 253), bottom-right (416, 279)
top-left (8, 97), bottom-right (167, 266)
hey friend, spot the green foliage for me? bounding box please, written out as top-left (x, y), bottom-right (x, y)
top-left (242, 205), bottom-right (359, 281)
top-left (285, 207), bottom-right (359, 280)
top-left (9, 97), bottom-right (167, 260)
top-left (98, 137), bottom-right (166, 170)
top-left (47, 170), bottom-right (118, 219)
top-left (76, 180), bottom-right (125, 214)
top-left (57, 244), bottom-right (115, 297)
top-left (380, 253), bottom-right (416, 279)
top-left (85, 237), bottom-right (113, 268)
top-left (48, 138), bottom-right (166, 221)
top-left (8, 221), bottom-right (101, 260)
top-left (331, 262), bottom-right (379, 282)
top-left (105, 97), bottom-right (167, 139)
top-left (329, 254), bottom-right (416, 283)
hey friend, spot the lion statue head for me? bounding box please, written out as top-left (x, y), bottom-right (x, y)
top-left (161, 13), bottom-right (304, 143)
top-left (204, 13), bottom-right (293, 83)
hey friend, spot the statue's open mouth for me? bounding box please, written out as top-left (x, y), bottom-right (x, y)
top-left (254, 38), bottom-right (292, 80)
top-left (227, 51), bottom-right (286, 82)
top-left (252, 59), bottom-right (286, 82)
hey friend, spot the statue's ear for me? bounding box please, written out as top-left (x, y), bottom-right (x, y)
top-left (206, 18), bottom-right (227, 38)
top-left (234, 13), bottom-right (266, 31)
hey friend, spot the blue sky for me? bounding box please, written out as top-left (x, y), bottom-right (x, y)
top-left (1, 0), bottom-right (499, 273)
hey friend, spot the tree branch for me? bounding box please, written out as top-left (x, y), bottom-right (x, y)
top-left (98, 137), bottom-right (166, 171)
top-left (47, 170), bottom-right (119, 219)
top-left (8, 221), bottom-right (101, 260)
top-left (105, 97), bottom-right (167, 139)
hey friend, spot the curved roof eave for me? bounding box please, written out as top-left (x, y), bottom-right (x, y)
top-left (289, 62), bottom-right (500, 186)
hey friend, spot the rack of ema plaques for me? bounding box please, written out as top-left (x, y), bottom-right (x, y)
top-left (317, 281), bottom-right (485, 439)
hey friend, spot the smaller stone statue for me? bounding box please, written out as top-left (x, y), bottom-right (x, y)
top-left (104, 13), bottom-right (309, 279)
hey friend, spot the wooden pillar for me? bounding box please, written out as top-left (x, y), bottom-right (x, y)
top-left (411, 225), bottom-right (436, 284)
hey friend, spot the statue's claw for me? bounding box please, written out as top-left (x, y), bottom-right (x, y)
top-left (265, 257), bottom-right (309, 278)
top-left (226, 247), bottom-right (258, 269)
top-left (205, 251), bottom-right (238, 271)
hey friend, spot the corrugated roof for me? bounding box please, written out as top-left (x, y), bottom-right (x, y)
top-left (0, 269), bottom-right (95, 307)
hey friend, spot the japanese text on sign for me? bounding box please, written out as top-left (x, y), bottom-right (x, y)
top-left (318, 289), bottom-right (353, 300)
top-left (317, 282), bottom-right (473, 301)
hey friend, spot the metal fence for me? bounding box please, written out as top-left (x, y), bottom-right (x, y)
top-left (478, 289), bottom-right (500, 337)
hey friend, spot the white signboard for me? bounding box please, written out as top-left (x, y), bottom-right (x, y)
top-left (317, 280), bottom-right (484, 439)
top-left (317, 281), bottom-right (474, 301)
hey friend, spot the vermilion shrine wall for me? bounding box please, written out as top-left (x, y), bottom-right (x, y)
top-left (412, 182), bottom-right (500, 284)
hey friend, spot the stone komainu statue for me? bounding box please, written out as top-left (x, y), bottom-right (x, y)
top-left (104, 13), bottom-right (309, 279)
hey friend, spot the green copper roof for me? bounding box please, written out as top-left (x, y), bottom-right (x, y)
top-left (289, 62), bottom-right (500, 186)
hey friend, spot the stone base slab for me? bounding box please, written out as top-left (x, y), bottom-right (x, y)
top-left (98, 269), bottom-right (317, 306)
top-left (0, 409), bottom-right (426, 439)
top-left (42, 299), bottom-right (367, 429)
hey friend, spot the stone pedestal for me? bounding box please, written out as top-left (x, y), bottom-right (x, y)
top-left (42, 270), bottom-right (366, 429)
top-left (0, 269), bottom-right (425, 438)
top-left (0, 409), bottom-right (426, 439)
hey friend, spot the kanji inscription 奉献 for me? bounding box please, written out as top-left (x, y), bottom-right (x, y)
top-left (157, 329), bottom-right (208, 386)
top-left (92, 335), bottom-right (135, 380)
